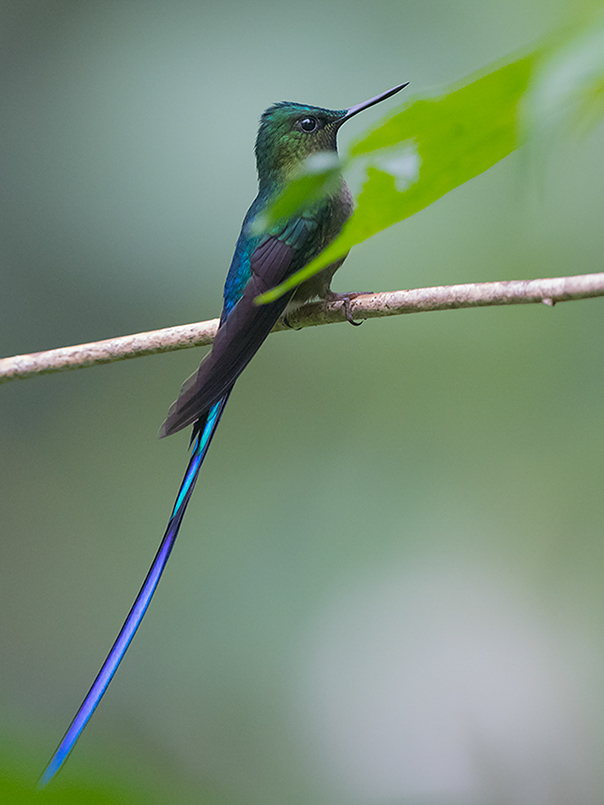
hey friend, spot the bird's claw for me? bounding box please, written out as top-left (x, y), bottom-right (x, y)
top-left (326, 291), bottom-right (367, 326)
top-left (343, 297), bottom-right (363, 326)
top-left (282, 313), bottom-right (302, 330)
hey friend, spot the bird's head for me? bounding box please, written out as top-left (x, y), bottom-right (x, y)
top-left (254, 83), bottom-right (408, 187)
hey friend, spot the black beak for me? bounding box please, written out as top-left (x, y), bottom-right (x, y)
top-left (339, 82), bottom-right (409, 124)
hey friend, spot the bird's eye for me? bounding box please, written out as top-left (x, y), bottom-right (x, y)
top-left (299, 116), bottom-right (318, 132)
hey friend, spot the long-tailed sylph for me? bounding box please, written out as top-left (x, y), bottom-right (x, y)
top-left (40, 81), bottom-right (407, 786)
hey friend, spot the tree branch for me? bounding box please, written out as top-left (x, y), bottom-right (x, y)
top-left (2, 272), bottom-right (603, 384)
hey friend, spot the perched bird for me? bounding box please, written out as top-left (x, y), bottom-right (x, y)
top-left (39, 81), bottom-right (407, 786)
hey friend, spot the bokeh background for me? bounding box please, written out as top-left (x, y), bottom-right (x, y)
top-left (2, 1), bottom-right (604, 802)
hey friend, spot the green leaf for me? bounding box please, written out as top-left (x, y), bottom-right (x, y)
top-left (255, 9), bottom-right (604, 306)
top-left (0, 772), bottom-right (148, 804)
top-left (256, 54), bottom-right (535, 304)
top-left (523, 9), bottom-right (604, 141)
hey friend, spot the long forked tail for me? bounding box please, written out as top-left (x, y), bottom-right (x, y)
top-left (39, 394), bottom-right (230, 788)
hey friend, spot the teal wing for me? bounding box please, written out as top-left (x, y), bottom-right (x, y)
top-left (160, 214), bottom-right (319, 437)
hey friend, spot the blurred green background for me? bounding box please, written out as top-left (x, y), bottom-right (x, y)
top-left (2, 1), bottom-right (604, 802)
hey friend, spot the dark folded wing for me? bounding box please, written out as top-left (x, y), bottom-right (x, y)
top-left (160, 217), bottom-right (316, 437)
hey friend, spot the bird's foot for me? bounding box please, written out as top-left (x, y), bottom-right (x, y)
top-left (324, 291), bottom-right (370, 326)
top-left (281, 312), bottom-right (302, 330)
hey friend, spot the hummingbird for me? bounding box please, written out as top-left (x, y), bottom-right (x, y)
top-left (39, 81), bottom-right (408, 786)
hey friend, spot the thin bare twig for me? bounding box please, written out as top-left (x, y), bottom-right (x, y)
top-left (1, 271), bottom-right (603, 384)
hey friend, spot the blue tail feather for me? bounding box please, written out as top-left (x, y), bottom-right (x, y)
top-left (39, 395), bottom-right (230, 788)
